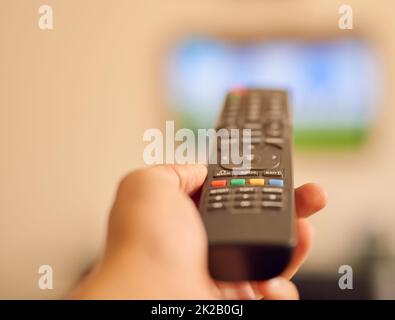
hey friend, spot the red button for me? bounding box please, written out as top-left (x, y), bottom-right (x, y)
top-left (211, 180), bottom-right (227, 187)
top-left (231, 86), bottom-right (246, 95)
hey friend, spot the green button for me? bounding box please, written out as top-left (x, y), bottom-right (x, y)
top-left (229, 94), bottom-right (241, 101)
top-left (230, 179), bottom-right (246, 186)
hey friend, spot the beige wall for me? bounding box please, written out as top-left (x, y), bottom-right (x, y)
top-left (0, 0), bottom-right (394, 298)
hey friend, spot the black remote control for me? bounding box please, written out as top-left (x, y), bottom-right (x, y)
top-left (198, 88), bottom-right (296, 281)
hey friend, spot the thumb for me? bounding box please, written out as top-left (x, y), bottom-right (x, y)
top-left (254, 277), bottom-right (299, 300)
top-left (147, 164), bottom-right (208, 195)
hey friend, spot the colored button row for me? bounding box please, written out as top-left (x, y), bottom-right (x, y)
top-left (211, 179), bottom-right (283, 188)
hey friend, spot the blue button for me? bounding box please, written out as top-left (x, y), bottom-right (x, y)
top-left (269, 179), bottom-right (284, 187)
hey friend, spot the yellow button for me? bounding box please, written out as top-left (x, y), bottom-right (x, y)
top-left (249, 179), bottom-right (265, 186)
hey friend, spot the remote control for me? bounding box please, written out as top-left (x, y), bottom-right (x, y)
top-left (198, 88), bottom-right (296, 281)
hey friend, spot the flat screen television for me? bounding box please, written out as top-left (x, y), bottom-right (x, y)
top-left (165, 38), bottom-right (382, 148)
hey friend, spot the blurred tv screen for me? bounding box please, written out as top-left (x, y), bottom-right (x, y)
top-left (165, 38), bottom-right (382, 148)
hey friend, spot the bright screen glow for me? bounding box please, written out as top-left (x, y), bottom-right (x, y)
top-left (165, 38), bottom-right (382, 147)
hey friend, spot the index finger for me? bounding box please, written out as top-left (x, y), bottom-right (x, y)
top-left (295, 183), bottom-right (327, 218)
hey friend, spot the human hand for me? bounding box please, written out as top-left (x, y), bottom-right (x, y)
top-left (70, 164), bottom-right (327, 299)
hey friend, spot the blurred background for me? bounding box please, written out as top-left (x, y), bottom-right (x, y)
top-left (1, 0), bottom-right (395, 299)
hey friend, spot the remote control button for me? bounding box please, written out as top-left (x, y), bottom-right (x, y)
top-left (262, 169), bottom-right (283, 177)
top-left (270, 98), bottom-right (282, 105)
top-left (219, 136), bottom-right (238, 145)
top-left (224, 114), bottom-right (238, 121)
top-left (231, 170), bottom-right (259, 177)
top-left (248, 108), bottom-right (260, 114)
top-left (227, 103), bottom-right (239, 109)
top-left (241, 145), bottom-right (281, 170)
top-left (262, 194), bottom-right (282, 201)
top-left (223, 125), bottom-right (239, 131)
top-left (208, 202), bottom-right (225, 210)
top-left (236, 187), bottom-right (256, 193)
top-left (270, 96), bottom-right (281, 102)
top-left (211, 180), bottom-right (227, 188)
top-left (262, 187), bottom-right (283, 194)
top-left (271, 154), bottom-right (279, 161)
top-left (235, 200), bottom-right (253, 208)
top-left (225, 118), bottom-right (237, 126)
top-left (266, 129), bottom-right (282, 137)
top-left (244, 123), bottom-right (262, 130)
top-left (230, 87), bottom-right (246, 95)
top-left (243, 154), bottom-right (263, 166)
top-left (225, 111), bottom-right (239, 118)
top-left (249, 96), bottom-right (261, 104)
top-left (248, 106), bottom-right (261, 114)
top-left (267, 121), bottom-right (282, 130)
top-left (249, 179), bottom-right (265, 186)
top-left (209, 195), bottom-right (229, 202)
top-left (269, 179), bottom-right (284, 187)
top-left (247, 112), bottom-right (260, 120)
top-left (214, 169), bottom-right (232, 178)
top-left (224, 116), bottom-right (238, 123)
top-left (230, 179), bottom-right (246, 186)
top-left (265, 137), bottom-right (284, 145)
top-left (250, 130), bottom-right (262, 137)
top-left (235, 194), bottom-right (255, 200)
top-left (269, 105), bottom-right (282, 113)
top-left (268, 105), bottom-right (282, 112)
top-left (262, 201), bottom-right (283, 209)
top-left (210, 188), bottom-right (230, 195)
top-left (243, 136), bottom-right (262, 144)
top-left (244, 154), bottom-right (256, 162)
top-left (268, 115), bottom-right (282, 121)
top-left (227, 99), bottom-right (241, 108)
top-left (225, 110), bottom-right (238, 116)
top-left (249, 98), bottom-right (261, 105)
top-left (229, 96), bottom-right (242, 104)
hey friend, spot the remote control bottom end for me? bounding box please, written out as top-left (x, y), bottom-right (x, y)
top-left (208, 244), bottom-right (294, 281)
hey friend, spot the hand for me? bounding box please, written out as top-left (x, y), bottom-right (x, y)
top-left (70, 164), bottom-right (327, 299)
